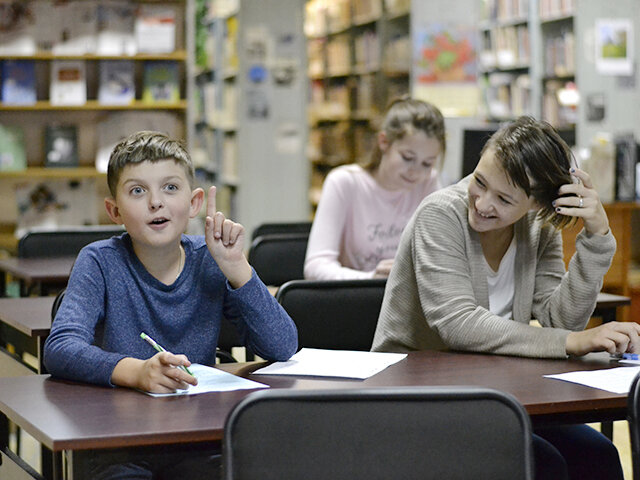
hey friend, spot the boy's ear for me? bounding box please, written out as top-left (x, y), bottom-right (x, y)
top-left (377, 131), bottom-right (390, 152)
top-left (189, 188), bottom-right (205, 218)
top-left (104, 197), bottom-right (123, 224)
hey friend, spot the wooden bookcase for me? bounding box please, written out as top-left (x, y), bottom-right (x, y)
top-left (477, 0), bottom-right (536, 122)
top-left (192, 0), bottom-right (239, 218)
top-left (562, 203), bottom-right (639, 322)
top-left (0, 0), bottom-right (195, 254)
top-left (305, 0), bottom-right (411, 208)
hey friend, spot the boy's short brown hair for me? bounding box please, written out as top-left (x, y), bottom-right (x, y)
top-left (107, 131), bottom-right (195, 197)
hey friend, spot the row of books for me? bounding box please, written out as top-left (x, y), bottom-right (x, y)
top-left (0, 124), bottom-right (76, 171)
top-left (0, 109), bottom-right (180, 174)
top-left (0, 60), bottom-right (180, 106)
top-left (0, 1), bottom-right (177, 57)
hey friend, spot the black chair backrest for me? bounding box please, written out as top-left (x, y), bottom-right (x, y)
top-left (51, 288), bottom-right (66, 321)
top-left (224, 387), bottom-right (534, 480)
top-left (275, 278), bottom-right (386, 351)
top-left (216, 316), bottom-right (256, 363)
top-left (251, 222), bottom-right (312, 241)
top-left (18, 226), bottom-right (125, 258)
top-left (248, 233), bottom-right (308, 287)
top-left (628, 371), bottom-right (640, 479)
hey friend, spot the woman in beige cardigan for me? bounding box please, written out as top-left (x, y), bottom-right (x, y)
top-left (373, 116), bottom-right (633, 480)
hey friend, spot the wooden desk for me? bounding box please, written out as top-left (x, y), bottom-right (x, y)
top-left (0, 296), bottom-right (55, 477)
top-left (0, 293), bottom-right (628, 478)
top-left (0, 257), bottom-right (75, 297)
top-left (593, 292), bottom-right (631, 323)
top-left (0, 296), bottom-right (54, 375)
top-left (0, 350), bottom-right (629, 479)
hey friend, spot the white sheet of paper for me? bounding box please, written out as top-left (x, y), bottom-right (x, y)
top-left (253, 348), bottom-right (407, 379)
top-left (544, 366), bottom-right (640, 394)
top-left (144, 363), bottom-right (268, 397)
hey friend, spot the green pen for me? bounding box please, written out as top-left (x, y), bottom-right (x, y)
top-left (140, 332), bottom-right (194, 376)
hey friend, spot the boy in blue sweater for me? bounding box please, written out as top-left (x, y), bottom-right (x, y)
top-left (43, 130), bottom-right (298, 478)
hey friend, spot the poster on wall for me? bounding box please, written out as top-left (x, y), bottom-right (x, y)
top-left (412, 23), bottom-right (479, 117)
top-left (595, 19), bottom-right (634, 76)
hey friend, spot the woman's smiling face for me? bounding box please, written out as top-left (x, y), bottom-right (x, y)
top-left (467, 148), bottom-right (538, 234)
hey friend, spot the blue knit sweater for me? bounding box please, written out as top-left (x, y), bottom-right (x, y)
top-left (43, 233), bottom-right (298, 386)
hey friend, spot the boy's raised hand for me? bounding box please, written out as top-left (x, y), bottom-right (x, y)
top-left (205, 186), bottom-right (252, 288)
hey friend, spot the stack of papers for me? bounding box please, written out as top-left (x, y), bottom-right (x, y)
top-left (253, 348), bottom-right (407, 380)
top-left (544, 366), bottom-right (640, 394)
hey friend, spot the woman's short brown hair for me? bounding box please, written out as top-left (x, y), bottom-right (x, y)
top-left (483, 116), bottom-right (576, 229)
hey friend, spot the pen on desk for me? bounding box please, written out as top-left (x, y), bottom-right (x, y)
top-left (140, 332), bottom-right (194, 376)
top-left (610, 352), bottom-right (639, 361)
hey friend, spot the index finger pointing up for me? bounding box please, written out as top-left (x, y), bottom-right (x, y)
top-left (207, 186), bottom-right (217, 219)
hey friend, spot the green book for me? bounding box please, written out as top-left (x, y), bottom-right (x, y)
top-left (142, 61), bottom-right (180, 104)
top-left (0, 124), bottom-right (26, 171)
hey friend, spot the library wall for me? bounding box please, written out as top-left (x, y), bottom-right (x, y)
top-left (575, 0), bottom-right (640, 148)
top-left (410, 0), bottom-right (482, 184)
top-left (236, 0), bottom-right (310, 234)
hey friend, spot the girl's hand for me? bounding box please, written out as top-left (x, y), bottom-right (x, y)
top-left (205, 186), bottom-right (252, 288)
top-left (566, 322), bottom-right (640, 356)
top-left (553, 168), bottom-right (610, 235)
top-left (373, 258), bottom-right (394, 278)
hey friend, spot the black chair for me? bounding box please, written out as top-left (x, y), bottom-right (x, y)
top-left (628, 371), bottom-right (640, 479)
top-left (248, 233), bottom-right (308, 287)
top-left (18, 225), bottom-right (126, 258)
top-left (216, 316), bottom-right (254, 363)
top-left (275, 278), bottom-right (386, 351)
top-left (223, 387), bottom-right (535, 480)
top-left (251, 222), bottom-right (312, 241)
top-left (17, 225), bottom-right (125, 296)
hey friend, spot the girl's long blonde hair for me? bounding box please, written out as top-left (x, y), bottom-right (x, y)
top-left (362, 96), bottom-right (446, 173)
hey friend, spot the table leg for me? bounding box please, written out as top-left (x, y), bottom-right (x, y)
top-left (601, 421), bottom-right (614, 441)
top-left (0, 412), bottom-right (8, 451)
top-left (41, 445), bottom-right (57, 480)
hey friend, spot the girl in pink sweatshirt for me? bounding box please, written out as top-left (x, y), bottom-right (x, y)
top-left (304, 97), bottom-right (445, 280)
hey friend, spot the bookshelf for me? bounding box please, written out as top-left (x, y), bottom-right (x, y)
top-left (305, 0), bottom-right (411, 208)
top-left (0, 0), bottom-right (195, 254)
top-left (539, 0), bottom-right (577, 142)
top-left (477, 0), bottom-right (536, 122)
top-left (192, 0), bottom-right (309, 235)
top-left (193, 0), bottom-right (239, 218)
top-left (476, 0), bottom-right (577, 142)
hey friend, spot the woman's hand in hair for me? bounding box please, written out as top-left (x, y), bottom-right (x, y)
top-left (553, 168), bottom-right (610, 236)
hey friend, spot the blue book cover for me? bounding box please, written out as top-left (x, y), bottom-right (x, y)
top-left (1, 60), bottom-right (36, 105)
top-left (98, 60), bottom-right (135, 105)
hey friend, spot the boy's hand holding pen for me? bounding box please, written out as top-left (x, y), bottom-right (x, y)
top-left (140, 332), bottom-right (197, 392)
top-left (141, 332), bottom-right (194, 376)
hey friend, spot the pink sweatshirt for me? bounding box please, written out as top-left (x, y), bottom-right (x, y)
top-left (304, 164), bottom-right (441, 280)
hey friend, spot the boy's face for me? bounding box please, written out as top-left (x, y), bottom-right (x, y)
top-left (105, 159), bottom-right (203, 250)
